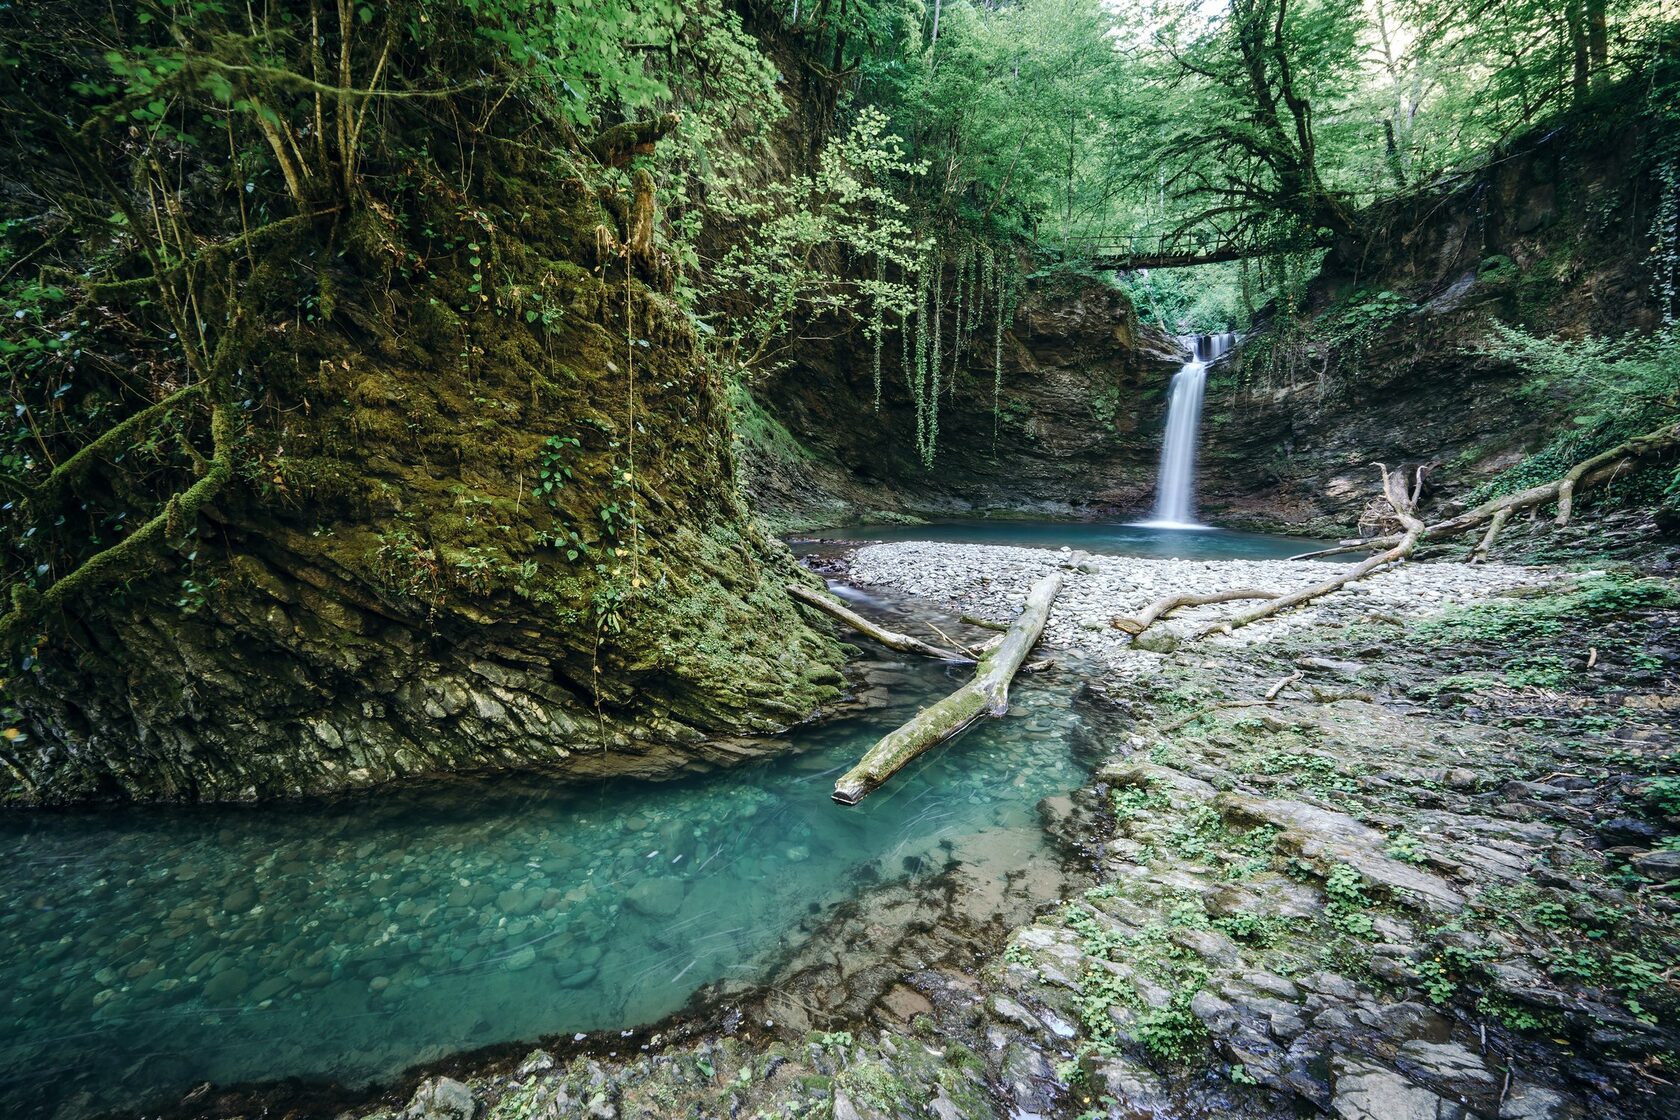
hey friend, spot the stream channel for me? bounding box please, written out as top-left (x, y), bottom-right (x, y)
top-left (2, 522), bottom-right (1309, 1119)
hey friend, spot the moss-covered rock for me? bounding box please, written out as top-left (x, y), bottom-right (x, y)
top-left (6, 135), bottom-right (845, 805)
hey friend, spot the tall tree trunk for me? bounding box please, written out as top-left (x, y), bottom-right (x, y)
top-left (832, 0), bottom-right (849, 73)
top-left (1383, 119), bottom-right (1407, 188)
top-left (1230, 0), bottom-right (1356, 239)
top-left (1588, 0), bottom-right (1609, 85)
top-left (1566, 0), bottom-right (1590, 102)
top-left (1065, 110), bottom-right (1076, 242)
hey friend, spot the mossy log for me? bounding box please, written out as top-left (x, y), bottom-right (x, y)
top-left (0, 402), bottom-right (234, 647)
top-left (832, 571), bottom-right (1064, 806)
top-left (787, 583), bottom-right (972, 662)
top-left (589, 113), bottom-right (680, 168)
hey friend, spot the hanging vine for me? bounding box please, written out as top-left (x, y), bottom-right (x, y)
top-left (992, 262), bottom-right (1017, 452)
top-left (1654, 160), bottom-right (1679, 326)
top-left (871, 253), bottom-right (888, 409)
top-left (950, 245), bottom-right (966, 400)
top-left (911, 258), bottom-right (933, 465)
top-left (925, 247), bottom-right (942, 464)
top-left (930, 252), bottom-right (944, 413)
top-left (883, 235), bottom-right (1020, 468)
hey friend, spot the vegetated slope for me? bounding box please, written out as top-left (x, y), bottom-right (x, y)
top-left (1200, 84), bottom-right (1674, 540)
top-left (716, 12), bottom-right (1193, 530)
top-left (1, 5), bottom-right (844, 804)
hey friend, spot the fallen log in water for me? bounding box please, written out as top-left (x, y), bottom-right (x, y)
top-left (832, 571), bottom-right (1064, 806)
top-left (786, 583), bottom-right (973, 663)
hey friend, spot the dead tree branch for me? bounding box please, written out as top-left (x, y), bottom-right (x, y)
top-left (787, 583), bottom-right (973, 663)
top-left (1112, 588), bottom-right (1278, 635)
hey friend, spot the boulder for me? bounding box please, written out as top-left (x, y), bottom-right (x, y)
top-left (1631, 849), bottom-right (1680, 883)
top-left (400, 1076), bottom-right (476, 1120)
top-left (624, 876), bottom-right (685, 918)
top-left (202, 967), bottom-right (249, 1003)
top-left (1395, 1040), bottom-right (1498, 1115)
top-left (1331, 1058), bottom-right (1467, 1120)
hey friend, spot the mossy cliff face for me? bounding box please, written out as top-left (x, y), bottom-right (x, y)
top-left (741, 281), bottom-right (1182, 529)
top-left (6, 165), bottom-right (846, 805)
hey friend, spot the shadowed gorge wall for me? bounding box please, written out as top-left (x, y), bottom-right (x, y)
top-left (1198, 97), bottom-right (1670, 536)
top-left (741, 281), bottom-right (1184, 527)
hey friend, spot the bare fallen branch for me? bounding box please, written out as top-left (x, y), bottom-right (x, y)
top-left (1198, 465), bottom-right (1427, 639)
top-left (1288, 422), bottom-right (1680, 563)
top-left (926, 620), bottom-right (983, 659)
top-left (1111, 588), bottom-right (1277, 636)
top-left (1265, 671), bottom-right (1304, 700)
top-left (787, 583), bottom-right (972, 663)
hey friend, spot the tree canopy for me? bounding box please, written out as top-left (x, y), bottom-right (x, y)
top-left (767, 0), bottom-right (1678, 254)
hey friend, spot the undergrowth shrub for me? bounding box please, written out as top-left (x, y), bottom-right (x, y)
top-left (1469, 324), bottom-right (1680, 507)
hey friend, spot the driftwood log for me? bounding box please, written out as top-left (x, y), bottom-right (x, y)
top-left (1112, 588), bottom-right (1277, 634)
top-left (1196, 465), bottom-right (1427, 639)
top-left (1122, 422), bottom-right (1678, 646)
top-left (1288, 422), bottom-right (1680, 564)
top-left (831, 571), bottom-right (1065, 806)
top-left (786, 583), bottom-right (972, 662)
top-left (1110, 465), bottom-right (1428, 644)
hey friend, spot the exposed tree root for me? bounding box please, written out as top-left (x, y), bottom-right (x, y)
top-left (832, 572), bottom-right (1064, 805)
top-left (1470, 508), bottom-right (1510, 564)
top-left (787, 583), bottom-right (973, 663)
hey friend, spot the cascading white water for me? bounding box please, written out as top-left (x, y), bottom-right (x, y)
top-left (1144, 332), bottom-right (1234, 529)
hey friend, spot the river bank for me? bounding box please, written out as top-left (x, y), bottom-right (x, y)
top-left (323, 540), bottom-right (1677, 1120)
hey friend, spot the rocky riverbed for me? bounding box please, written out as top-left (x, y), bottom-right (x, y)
top-left (309, 544), bottom-right (1678, 1120)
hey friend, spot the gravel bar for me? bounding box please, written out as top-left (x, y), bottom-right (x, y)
top-left (845, 541), bottom-right (1560, 669)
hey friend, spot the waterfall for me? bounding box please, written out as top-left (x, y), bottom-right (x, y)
top-left (1143, 332), bottom-right (1234, 529)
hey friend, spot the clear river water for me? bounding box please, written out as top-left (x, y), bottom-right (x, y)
top-left (2, 521), bottom-right (1307, 1118)
top-left (795, 517), bottom-right (1315, 559)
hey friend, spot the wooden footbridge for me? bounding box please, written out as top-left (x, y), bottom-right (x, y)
top-left (1052, 232), bottom-right (1331, 271)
